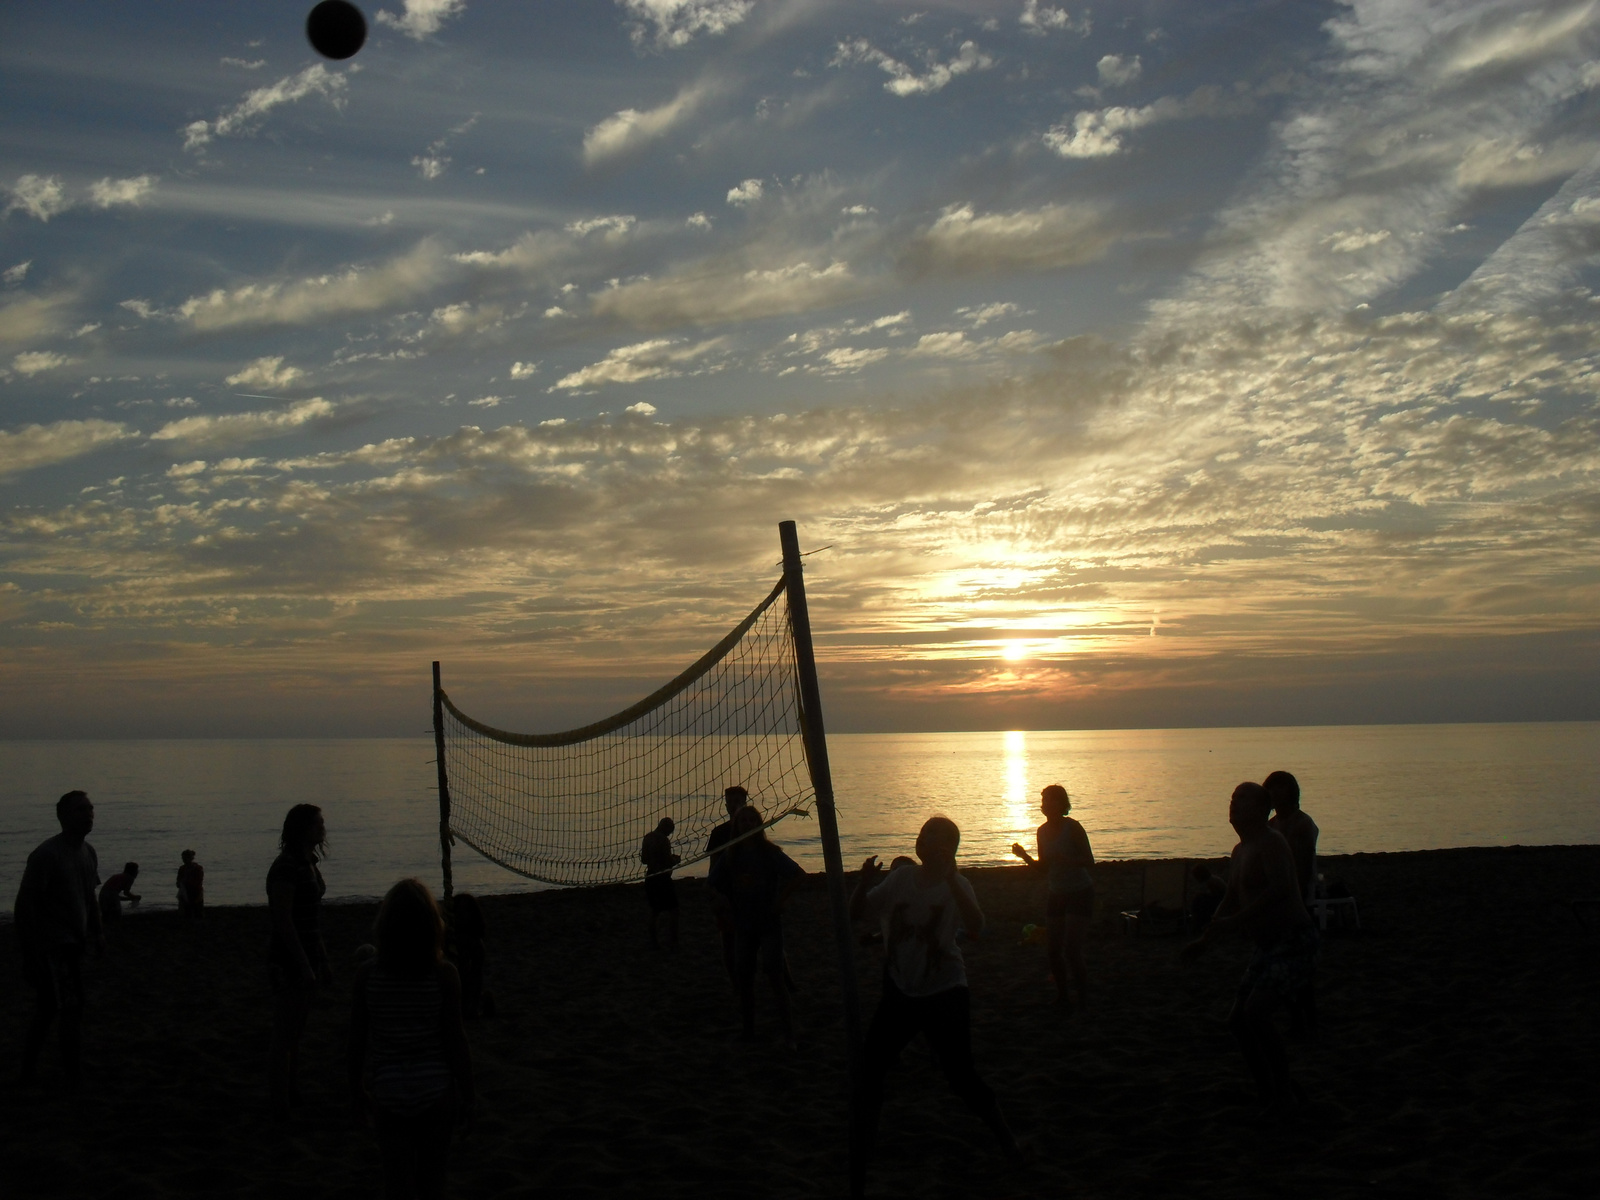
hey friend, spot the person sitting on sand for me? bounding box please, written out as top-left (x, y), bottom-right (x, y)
top-left (708, 804), bottom-right (804, 1048)
top-left (176, 849), bottom-right (204, 919)
top-left (1011, 784), bottom-right (1095, 1007)
top-left (350, 878), bottom-right (475, 1200)
top-left (267, 803), bottom-right (332, 1119)
top-left (1265, 771), bottom-right (1319, 903)
top-left (1188, 864), bottom-right (1227, 931)
top-left (15, 790), bottom-right (106, 1091)
top-left (706, 786), bottom-right (749, 977)
top-left (98, 862), bottom-right (141, 925)
top-left (449, 893), bottom-right (493, 1019)
top-left (1182, 783), bottom-right (1318, 1109)
top-left (849, 817), bottom-right (1026, 1199)
top-left (640, 817), bottom-right (681, 950)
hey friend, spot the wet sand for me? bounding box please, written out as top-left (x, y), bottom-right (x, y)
top-left (2, 845), bottom-right (1596, 1199)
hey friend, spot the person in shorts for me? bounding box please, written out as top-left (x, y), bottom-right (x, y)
top-left (708, 804), bottom-right (804, 1047)
top-left (1011, 783), bottom-right (1095, 1006)
top-left (640, 817), bottom-right (681, 950)
top-left (1183, 782), bottom-right (1317, 1108)
top-left (15, 790), bottom-right (105, 1091)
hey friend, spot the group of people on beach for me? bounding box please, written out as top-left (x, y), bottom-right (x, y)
top-left (14, 769), bottom-right (1323, 1199)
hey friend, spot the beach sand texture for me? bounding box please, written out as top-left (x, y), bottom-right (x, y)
top-left (2, 845), bottom-right (1596, 1199)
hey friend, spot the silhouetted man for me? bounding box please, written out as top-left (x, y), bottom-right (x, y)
top-left (1183, 782), bottom-right (1317, 1109)
top-left (706, 786), bottom-right (748, 977)
top-left (16, 790), bottom-right (105, 1090)
top-left (1266, 769), bottom-right (1320, 1037)
top-left (640, 817), bottom-right (681, 950)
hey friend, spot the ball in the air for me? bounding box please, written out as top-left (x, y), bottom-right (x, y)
top-left (306, 1), bottom-right (367, 60)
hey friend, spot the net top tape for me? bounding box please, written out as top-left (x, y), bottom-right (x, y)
top-left (438, 574), bottom-right (789, 747)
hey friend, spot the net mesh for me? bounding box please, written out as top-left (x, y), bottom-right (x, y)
top-left (437, 576), bottom-right (815, 887)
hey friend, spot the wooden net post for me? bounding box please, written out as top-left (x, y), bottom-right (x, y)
top-left (778, 521), bottom-right (862, 1070)
top-left (432, 660), bottom-right (454, 902)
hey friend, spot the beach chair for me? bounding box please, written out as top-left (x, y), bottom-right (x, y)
top-left (1308, 873), bottom-right (1360, 932)
top-left (1120, 860), bottom-right (1190, 936)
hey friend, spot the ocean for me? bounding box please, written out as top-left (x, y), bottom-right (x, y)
top-left (2, 722), bottom-right (1595, 912)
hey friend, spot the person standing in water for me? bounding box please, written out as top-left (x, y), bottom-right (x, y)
top-left (267, 803), bottom-right (332, 1119)
top-left (849, 817), bottom-right (1025, 1198)
top-left (1011, 783), bottom-right (1095, 1007)
top-left (1183, 782), bottom-right (1318, 1109)
top-left (15, 790), bottom-right (105, 1091)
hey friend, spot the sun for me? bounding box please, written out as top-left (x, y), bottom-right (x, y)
top-left (1001, 640), bottom-right (1027, 661)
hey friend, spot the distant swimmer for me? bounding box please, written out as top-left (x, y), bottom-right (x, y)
top-left (176, 849), bottom-right (204, 918)
top-left (1011, 784), bottom-right (1095, 1007)
top-left (706, 786), bottom-right (749, 978)
top-left (1183, 782), bottom-right (1317, 1110)
top-left (640, 817), bottom-right (681, 951)
top-left (849, 818), bottom-right (1026, 1199)
top-left (98, 862), bottom-right (141, 925)
top-left (708, 804), bottom-right (804, 1048)
top-left (15, 790), bottom-right (105, 1091)
top-left (267, 803), bottom-right (332, 1120)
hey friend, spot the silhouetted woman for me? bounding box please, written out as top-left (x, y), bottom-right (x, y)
top-left (350, 878), bottom-right (475, 1200)
top-left (1012, 784), bottom-right (1095, 1006)
top-left (267, 803), bottom-right (331, 1118)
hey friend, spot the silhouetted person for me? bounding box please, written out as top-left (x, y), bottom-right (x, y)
top-left (640, 817), bottom-right (681, 950)
top-left (1265, 770), bottom-right (1320, 1038)
top-left (1011, 783), bottom-right (1095, 1006)
top-left (708, 804), bottom-right (804, 1048)
top-left (350, 878), bottom-right (475, 1200)
top-left (1265, 771), bottom-right (1319, 902)
top-left (176, 849), bottom-right (204, 918)
top-left (15, 790), bottom-right (105, 1091)
top-left (706, 786), bottom-right (749, 978)
top-left (849, 818), bottom-right (1025, 1199)
top-left (1183, 782), bottom-right (1317, 1109)
top-left (98, 862), bottom-right (141, 926)
top-left (449, 893), bottom-right (491, 1018)
top-left (1188, 864), bottom-right (1227, 931)
top-left (268, 803), bottom-right (331, 1119)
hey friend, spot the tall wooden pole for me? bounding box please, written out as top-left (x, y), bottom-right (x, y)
top-left (432, 660), bottom-right (454, 901)
top-left (779, 521), bottom-right (862, 1070)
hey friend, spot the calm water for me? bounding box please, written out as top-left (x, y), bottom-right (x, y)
top-left (2, 723), bottom-right (1595, 911)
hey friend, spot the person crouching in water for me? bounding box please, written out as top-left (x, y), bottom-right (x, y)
top-left (849, 817), bottom-right (1025, 1199)
top-left (1011, 783), bottom-right (1095, 1007)
top-left (350, 878), bottom-right (475, 1200)
top-left (709, 804), bottom-right (804, 1049)
top-left (1182, 782), bottom-right (1318, 1109)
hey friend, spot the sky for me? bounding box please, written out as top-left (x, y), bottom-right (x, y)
top-left (1, 0), bottom-right (1598, 738)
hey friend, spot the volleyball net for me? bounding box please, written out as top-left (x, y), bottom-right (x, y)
top-left (433, 575), bottom-right (818, 889)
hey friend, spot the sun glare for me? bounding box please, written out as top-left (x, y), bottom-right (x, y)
top-left (1002, 640), bottom-right (1027, 660)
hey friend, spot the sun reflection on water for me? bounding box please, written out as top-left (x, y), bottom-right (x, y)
top-left (1003, 730), bottom-right (1031, 839)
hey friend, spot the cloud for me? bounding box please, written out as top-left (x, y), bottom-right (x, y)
top-left (6, 175), bottom-right (68, 221)
top-left (0, 292), bottom-right (72, 347)
top-left (831, 39), bottom-right (995, 97)
top-left (566, 214), bottom-right (636, 239)
top-left (726, 178), bottom-right (763, 207)
top-left (3, 261), bottom-right (29, 285)
top-left (12, 350), bottom-right (71, 375)
top-left (183, 64), bottom-right (348, 152)
top-left (625, 401), bottom-right (658, 415)
top-left (687, 211), bottom-right (712, 229)
top-left (469, 395), bottom-right (503, 408)
top-left (89, 175), bottom-right (157, 208)
top-left (901, 202), bottom-right (1117, 275)
top-left (0, 419), bottom-right (130, 478)
top-left (593, 260), bottom-right (868, 328)
top-left (221, 57), bottom-right (266, 70)
top-left (414, 155), bottom-right (448, 180)
top-left (956, 302), bottom-right (1020, 327)
top-left (620, 0), bottom-right (752, 49)
top-left (150, 398), bottom-right (338, 450)
top-left (1097, 54), bottom-right (1142, 87)
top-left (172, 240), bottom-right (451, 330)
top-left (1045, 84), bottom-right (1255, 157)
top-left (583, 84), bottom-right (707, 166)
top-left (1019, 1), bottom-right (1083, 35)
top-left (376, 0), bottom-right (466, 39)
top-left (553, 337), bottom-right (726, 389)
top-left (225, 356), bottom-right (305, 390)
top-left (510, 361), bottom-right (539, 379)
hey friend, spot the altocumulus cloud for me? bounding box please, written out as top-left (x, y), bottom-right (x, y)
top-left (150, 398), bottom-right (338, 451)
top-left (0, 420), bottom-right (130, 478)
top-left (553, 336), bottom-right (727, 389)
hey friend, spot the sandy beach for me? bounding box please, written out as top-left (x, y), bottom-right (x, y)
top-left (2, 845), bottom-right (1596, 1199)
